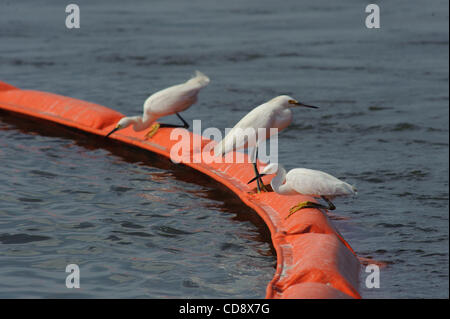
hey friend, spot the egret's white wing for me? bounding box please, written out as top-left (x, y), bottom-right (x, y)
top-left (144, 71), bottom-right (209, 116)
top-left (287, 168), bottom-right (356, 196)
top-left (215, 105), bottom-right (276, 156)
top-left (144, 83), bottom-right (198, 116)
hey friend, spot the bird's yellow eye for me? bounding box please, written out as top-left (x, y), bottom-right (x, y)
top-left (288, 99), bottom-right (297, 104)
top-left (116, 124), bottom-right (122, 129)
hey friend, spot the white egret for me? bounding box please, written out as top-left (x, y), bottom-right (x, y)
top-left (248, 163), bottom-right (357, 219)
top-left (214, 95), bottom-right (318, 193)
top-left (106, 71), bottom-right (210, 138)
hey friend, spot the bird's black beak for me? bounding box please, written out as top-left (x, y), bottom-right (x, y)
top-left (295, 102), bottom-right (319, 109)
top-left (248, 173), bottom-right (266, 184)
top-left (105, 127), bottom-right (120, 138)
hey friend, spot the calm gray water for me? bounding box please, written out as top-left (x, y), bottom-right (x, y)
top-left (1, 0), bottom-right (448, 298)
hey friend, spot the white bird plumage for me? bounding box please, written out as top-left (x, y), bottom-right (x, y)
top-left (215, 95), bottom-right (318, 192)
top-left (106, 71), bottom-right (210, 138)
top-left (215, 95), bottom-right (316, 156)
top-left (249, 163), bottom-right (357, 219)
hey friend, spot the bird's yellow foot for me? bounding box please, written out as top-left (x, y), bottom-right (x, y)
top-left (145, 123), bottom-right (160, 139)
top-left (285, 201), bottom-right (316, 220)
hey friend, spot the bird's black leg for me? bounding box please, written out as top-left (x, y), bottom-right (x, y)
top-left (253, 146), bottom-right (263, 193)
top-left (252, 161), bottom-right (262, 193)
top-left (176, 113), bottom-right (189, 128)
top-left (250, 146), bottom-right (269, 193)
top-left (158, 113), bottom-right (190, 129)
top-left (255, 147), bottom-right (270, 192)
top-left (321, 196), bottom-right (336, 210)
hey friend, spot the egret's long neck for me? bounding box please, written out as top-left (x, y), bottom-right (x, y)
top-left (271, 166), bottom-right (293, 195)
top-left (132, 115), bottom-right (156, 132)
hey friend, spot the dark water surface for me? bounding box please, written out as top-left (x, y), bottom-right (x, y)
top-left (1, 0), bottom-right (448, 298)
top-left (0, 114), bottom-right (275, 298)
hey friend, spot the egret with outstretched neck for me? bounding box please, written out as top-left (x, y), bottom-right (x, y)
top-left (215, 95), bottom-right (318, 193)
top-left (248, 163), bottom-right (357, 219)
top-left (106, 71), bottom-right (210, 138)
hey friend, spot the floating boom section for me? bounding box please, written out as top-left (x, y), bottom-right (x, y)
top-left (0, 81), bottom-right (361, 299)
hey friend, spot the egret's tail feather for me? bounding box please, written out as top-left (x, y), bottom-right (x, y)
top-left (190, 70), bottom-right (210, 87)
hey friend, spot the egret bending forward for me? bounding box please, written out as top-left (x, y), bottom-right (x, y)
top-left (106, 71), bottom-right (210, 138)
top-left (248, 163), bottom-right (357, 219)
top-left (215, 95), bottom-right (318, 193)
